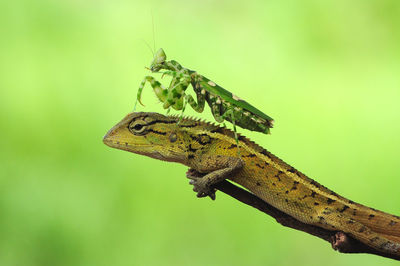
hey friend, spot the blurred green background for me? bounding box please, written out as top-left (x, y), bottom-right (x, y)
top-left (1, 0), bottom-right (400, 265)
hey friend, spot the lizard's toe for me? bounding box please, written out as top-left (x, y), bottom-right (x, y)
top-left (186, 168), bottom-right (216, 200)
top-left (208, 192), bottom-right (216, 200)
top-left (196, 192), bottom-right (207, 198)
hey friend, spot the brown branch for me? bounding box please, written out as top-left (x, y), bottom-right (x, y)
top-left (195, 176), bottom-right (400, 261)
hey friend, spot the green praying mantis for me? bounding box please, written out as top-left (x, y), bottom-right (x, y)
top-left (134, 48), bottom-right (274, 140)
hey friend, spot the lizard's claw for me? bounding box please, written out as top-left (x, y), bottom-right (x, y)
top-left (186, 169), bottom-right (216, 200)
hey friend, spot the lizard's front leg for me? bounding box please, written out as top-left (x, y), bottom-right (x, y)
top-left (187, 155), bottom-right (244, 200)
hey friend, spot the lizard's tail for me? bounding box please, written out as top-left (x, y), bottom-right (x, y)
top-left (353, 203), bottom-right (400, 239)
top-left (343, 218), bottom-right (400, 255)
top-left (339, 205), bottom-right (400, 255)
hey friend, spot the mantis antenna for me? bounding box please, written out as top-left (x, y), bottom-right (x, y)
top-left (142, 40), bottom-right (154, 57)
top-left (140, 12), bottom-right (157, 57)
top-left (151, 11), bottom-right (156, 55)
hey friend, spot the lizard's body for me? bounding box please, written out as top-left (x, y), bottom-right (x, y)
top-left (104, 112), bottom-right (400, 256)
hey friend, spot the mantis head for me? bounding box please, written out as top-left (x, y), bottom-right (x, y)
top-left (149, 48), bottom-right (166, 72)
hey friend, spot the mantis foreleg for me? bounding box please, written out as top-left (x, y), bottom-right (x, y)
top-left (134, 76), bottom-right (168, 110)
top-left (163, 76), bottom-right (191, 110)
top-left (160, 70), bottom-right (190, 80)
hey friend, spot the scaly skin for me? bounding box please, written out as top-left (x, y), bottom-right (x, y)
top-left (104, 112), bottom-right (400, 256)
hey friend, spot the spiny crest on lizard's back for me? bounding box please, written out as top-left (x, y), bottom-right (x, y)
top-left (129, 112), bottom-right (270, 157)
top-left (166, 114), bottom-right (268, 155)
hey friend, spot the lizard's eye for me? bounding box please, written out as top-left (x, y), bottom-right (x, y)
top-left (133, 124), bottom-right (144, 130)
top-left (129, 120), bottom-right (147, 135)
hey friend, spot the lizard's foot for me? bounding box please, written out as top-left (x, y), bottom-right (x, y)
top-left (186, 168), bottom-right (216, 200)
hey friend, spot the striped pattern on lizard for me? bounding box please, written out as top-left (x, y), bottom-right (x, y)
top-left (103, 112), bottom-right (400, 256)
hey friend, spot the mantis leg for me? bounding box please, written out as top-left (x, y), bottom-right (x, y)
top-left (210, 101), bottom-right (224, 123)
top-left (221, 108), bottom-right (240, 150)
top-left (160, 70), bottom-right (190, 80)
top-left (183, 81), bottom-right (206, 113)
top-left (206, 87), bottom-right (243, 139)
top-left (178, 90), bottom-right (206, 124)
top-left (208, 98), bottom-right (241, 155)
top-left (183, 94), bottom-right (205, 113)
top-left (164, 76), bottom-right (190, 110)
top-left (159, 69), bottom-right (193, 111)
top-left (134, 76), bottom-right (168, 110)
top-left (162, 76), bottom-right (182, 110)
top-left (212, 107), bottom-right (240, 156)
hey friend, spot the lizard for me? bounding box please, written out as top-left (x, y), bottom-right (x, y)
top-left (103, 112), bottom-right (400, 256)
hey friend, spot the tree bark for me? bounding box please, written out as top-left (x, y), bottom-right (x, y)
top-left (200, 177), bottom-right (400, 261)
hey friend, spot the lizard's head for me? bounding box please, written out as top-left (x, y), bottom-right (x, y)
top-left (149, 48), bottom-right (166, 72)
top-left (103, 112), bottom-right (186, 163)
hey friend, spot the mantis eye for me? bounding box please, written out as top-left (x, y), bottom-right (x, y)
top-left (129, 120), bottom-right (147, 135)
